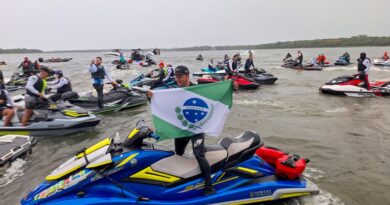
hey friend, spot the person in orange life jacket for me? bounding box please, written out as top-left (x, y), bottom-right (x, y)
top-left (47, 70), bottom-right (73, 102)
top-left (18, 57), bottom-right (33, 77)
top-left (21, 67), bottom-right (51, 126)
top-left (357, 52), bottom-right (371, 90)
top-left (0, 88), bottom-right (15, 127)
top-left (89, 57), bottom-right (117, 109)
top-left (383, 52), bottom-right (389, 60)
top-left (146, 66), bottom-right (216, 196)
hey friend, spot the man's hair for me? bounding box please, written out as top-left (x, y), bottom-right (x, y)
top-left (96, 57), bottom-right (102, 61)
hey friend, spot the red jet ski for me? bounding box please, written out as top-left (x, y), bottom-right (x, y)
top-left (320, 74), bottom-right (390, 97)
top-left (197, 75), bottom-right (260, 90)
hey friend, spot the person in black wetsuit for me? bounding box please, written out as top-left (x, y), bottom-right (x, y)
top-left (146, 66), bottom-right (215, 196)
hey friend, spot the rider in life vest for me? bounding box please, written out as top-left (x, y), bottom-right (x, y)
top-left (295, 51), bottom-right (303, 66)
top-left (162, 63), bottom-right (175, 84)
top-left (357, 52), bottom-right (371, 90)
top-left (0, 88), bottom-right (15, 127)
top-left (89, 57), bottom-right (117, 109)
top-left (48, 70), bottom-right (73, 102)
top-left (18, 57), bottom-right (33, 76)
top-left (21, 67), bottom-right (51, 126)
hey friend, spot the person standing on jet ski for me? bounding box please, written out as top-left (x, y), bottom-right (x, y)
top-left (147, 65), bottom-right (215, 196)
top-left (47, 70), bottom-right (73, 102)
top-left (21, 67), bottom-right (51, 126)
top-left (357, 52), bottom-right (371, 90)
top-left (244, 53), bottom-right (255, 73)
top-left (89, 57), bottom-right (117, 109)
top-left (18, 57), bottom-right (33, 77)
top-left (0, 88), bottom-right (15, 127)
top-left (295, 51), bottom-right (303, 66)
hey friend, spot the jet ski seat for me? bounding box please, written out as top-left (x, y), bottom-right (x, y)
top-left (16, 109), bottom-right (48, 122)
top-left (151, 131), bottom-right (262, 179)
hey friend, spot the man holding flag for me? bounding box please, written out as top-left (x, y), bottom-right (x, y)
top-left (147, 65), bottom-right (233, 196)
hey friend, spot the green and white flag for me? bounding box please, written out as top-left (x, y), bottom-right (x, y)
top-left (151, 80), bottom-right (233, 140)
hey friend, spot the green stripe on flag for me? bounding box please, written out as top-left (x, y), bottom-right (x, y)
top-left (184, 80), bottom-right (233, 108)
top-left (152, 115), bottom-right (196, 140)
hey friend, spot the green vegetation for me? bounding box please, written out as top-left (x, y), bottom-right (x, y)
top-left (0, 48), bottom-right (43, 54)
top-left (164, 35), bottom-right (390, 51)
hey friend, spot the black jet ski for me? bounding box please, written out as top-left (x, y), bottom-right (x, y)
top-left (282, 59), bottom-right (324, 71)
top-left (196, 54), bottom-right (204, 61)
top-left (0, 135), bottom-right (37, 166)
top-left (238, 68), bottom-right (278, 85)
top-left (5, 72), bottom-right (56, 87)
top-left (0, 102), bottom-right (100, 136)
top-left (38, 58), bottom-right (72, 63)
top-left (0, 61), bottom-right (6, 65)
top-left (131, 49), bottom-right (145, 61)
top-left (69, 87), bottom-right (147, 114)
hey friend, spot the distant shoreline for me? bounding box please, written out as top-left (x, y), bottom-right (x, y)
top-left (1, 35), bottom-right (390, 54)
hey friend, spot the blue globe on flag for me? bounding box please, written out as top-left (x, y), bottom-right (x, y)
top-left (182, 98), bottom-right (209, 124)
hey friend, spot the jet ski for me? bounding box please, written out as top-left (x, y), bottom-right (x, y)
top-left (334, 56), bottom-right (352, 66)
top-left (68, 87), bottom-right (148, 114)
top-left (282, 59), bottom-right (325, 71)
top-left (131, 49), bottom-right (145, 61)
top-left (129, 74), bottom-right (154, 88)
top-left (373, 58), bottom-right (390, 66)
top-left (38, 58), bottom-right (73, 63)
top-left (0, 61), bottom-right (6, 65)
top-left (102, 50), bottom-right (125, 57)
top-left (5, 72), bottom-right (56, 87)
top-left (0, 135), bottom-right (37, 166)
top-left (320, 74), bottom-right (390, 97)
top-left (196, 54), bottom-right (204, 61)
top-left (21, 122), bottom-right (319, 205)
top-left (241, 72), bottom-right (278, 85)
top-left (0, 102), bottom-right (100, 136)
top-left (197, 75), bottom-right (260, 90)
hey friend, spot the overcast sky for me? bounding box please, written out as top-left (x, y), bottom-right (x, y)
top-left (1, 0), bottom-right (389, 51)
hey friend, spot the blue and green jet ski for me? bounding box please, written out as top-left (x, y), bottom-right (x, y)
top-left (21, 123), bottom-right (319, 205)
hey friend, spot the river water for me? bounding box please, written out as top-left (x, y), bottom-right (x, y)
top-left (0, 47), bottom-right (389, 205)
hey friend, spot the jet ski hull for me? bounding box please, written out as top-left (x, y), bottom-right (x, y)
top-left (69, 89), bottom-right (148, 114)
top-left (373, 58), bottom-right (390, 66)
top-left (0, 135), bottom-right (37, 166)
top-left (320, 85), bottom-right (390, 97)
top-left (197, 76), bottom-right (260, 90)
top-left (0, 118), bottom-right (100, 136)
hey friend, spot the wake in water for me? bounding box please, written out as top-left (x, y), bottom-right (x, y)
top-left (234, 99), bottom-right (281, 107)
top-left (325, 107), bottom-right (348, 113)
top-left (0, 159), bottom-right (27, 188)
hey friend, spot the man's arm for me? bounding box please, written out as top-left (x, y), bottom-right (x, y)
top-left (104, 68), bottom-right (114, 82)
top-left (89, 64), bottom-right (97, 73)
top-left (51, 78), bottom-right (68, 89)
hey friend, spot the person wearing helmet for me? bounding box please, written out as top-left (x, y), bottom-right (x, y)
top-left (383, 52), bottom-right (389, 60)
top-left (48, 70), bottom-right (73, 102)
top-left (90, 57), bottom-right (117, 109)
top-left (357, 52), bottom-right (371, 90)
top-left (18, 57), bottom-right (33, 77)
top-left (22, 67), bottom-right (51, 126)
